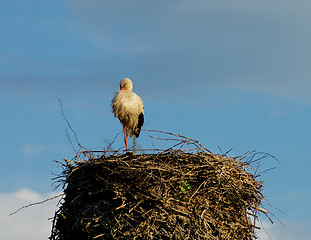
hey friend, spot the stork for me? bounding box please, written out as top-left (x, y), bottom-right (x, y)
top-left (112, 78), bottom-right (144, 152)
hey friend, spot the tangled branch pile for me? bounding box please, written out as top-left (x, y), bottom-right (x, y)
top-left (50, 133), bottom-right (267, 240)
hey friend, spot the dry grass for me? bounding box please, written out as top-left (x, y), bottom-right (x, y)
top-left (50, 131), bottom-right (269, 240)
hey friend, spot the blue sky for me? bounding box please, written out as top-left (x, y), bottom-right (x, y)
top-left (1, 0), bottom-right (311, 239)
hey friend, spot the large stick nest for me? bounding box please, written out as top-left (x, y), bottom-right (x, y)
top-left (50, 132), bottom-right (268, 240)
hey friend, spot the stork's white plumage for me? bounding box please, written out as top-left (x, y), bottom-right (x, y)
top-left (112, 78), bottom-right (144, 151)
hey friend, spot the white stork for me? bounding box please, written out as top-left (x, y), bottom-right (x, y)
top-left (112, 78), bottom-right (144, 151)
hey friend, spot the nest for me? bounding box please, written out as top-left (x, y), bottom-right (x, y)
top-left (50, 132), bottom-right (268, 240)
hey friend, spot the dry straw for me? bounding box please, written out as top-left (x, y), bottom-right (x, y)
top-left (50, 130), bottom-right (270, 240)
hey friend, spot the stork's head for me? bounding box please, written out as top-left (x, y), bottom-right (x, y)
top-left (120, 78), bottom-right (133, 91)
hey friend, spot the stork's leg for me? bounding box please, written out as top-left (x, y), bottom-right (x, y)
top-left (133, 137), bottom-right (137, 155)
top-left (123, 126), bottom-right (128, 152)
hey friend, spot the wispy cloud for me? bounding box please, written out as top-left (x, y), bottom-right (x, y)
top-left (22, 144), bottom-right (48, 158)
top-left (63, 0), bottom-right (311, 103)
top-left (0, 189), bottom-right (61, 240)
top-left (2, 0), bottom-right (311, 104)
top-left (257, 219), bottom-right (311, 240)
top-left (22, 144), bottom-right (70, 159)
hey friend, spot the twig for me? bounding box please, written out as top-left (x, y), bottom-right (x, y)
top-left (106, 132), bottom-right (121, 152)
top-left (144, 129), bottom-right (212, 154)
top-left (57, 97), bottom-right (85, 151)
top-left (66, 129), bottom-right (76, 153)
top-left (251, 204), bottom-right (268, 214)
top-left (9, 193), bottom-right (64, 216)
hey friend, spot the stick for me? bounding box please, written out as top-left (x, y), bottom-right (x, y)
top-left (9, 193), bottom-right (64, 216)
top-left (251, 204), bottom-right (268, 214)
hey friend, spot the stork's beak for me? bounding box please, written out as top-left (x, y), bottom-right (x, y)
top-left (120, 87), bottom-right (124, 90)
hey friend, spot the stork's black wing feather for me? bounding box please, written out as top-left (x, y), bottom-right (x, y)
top-left (135, 113), bottom-right (144, 138)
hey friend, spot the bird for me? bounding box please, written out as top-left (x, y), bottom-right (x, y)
top-left (112, 78), bottom-right (144, 152)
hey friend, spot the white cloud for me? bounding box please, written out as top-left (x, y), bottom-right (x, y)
top-left (22, 144), bottom-right (47, 158)
top-left (14, 188), bottom-right (43, 202)
top-left (22, 144), bottom-right (68, 159)
top-left (0, 189), bottom-right (62, 240)
top-left (256, 219), bottom-right (311, 240)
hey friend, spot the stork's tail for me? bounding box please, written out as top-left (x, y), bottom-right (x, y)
top-left (136, 113), bottom-right (144, 137)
